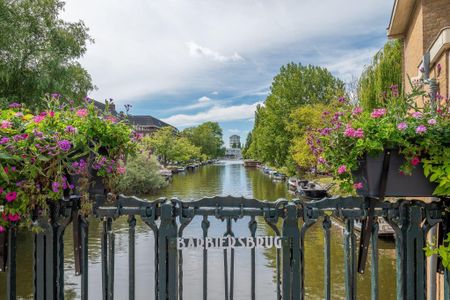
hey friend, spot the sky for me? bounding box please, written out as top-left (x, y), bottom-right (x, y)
top-left (62, 0), bottom-right (394, 147)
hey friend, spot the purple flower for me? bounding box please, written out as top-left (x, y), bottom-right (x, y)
top-left (8, 103), bottom-right (21, 109)
top-left (0, 137), bottom-right (10, 144)
top-left (52, 182), bottom-right (60, 193)
top-left (320, 128), bottom-right (332, 136)
top-left (416, 125), bottom-right (427, 134)
top-left (65, 125), bottom-right (77, 133)
top-left (390, 84), bottom-right (399, 97)
top-left (338, 96), bottom-right (346, 103)
top-left (33, 115), bottom-right (45, 123)
top-left (427, 119), bottom-right (437, 125)
top-left (51, 93), bottom-right (60, 98)
top-left (397, 122), bottom-right (408, 131)
top-left (57, 140), bottom-right (72, 152)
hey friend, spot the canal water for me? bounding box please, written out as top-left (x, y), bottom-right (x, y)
top-left (0, 160), bottom-right (396, 299)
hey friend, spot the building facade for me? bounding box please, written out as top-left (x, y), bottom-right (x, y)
top-left (388, 0), bottom-right (450, 102)
top-left (229, 135), bottom-right (241, 148)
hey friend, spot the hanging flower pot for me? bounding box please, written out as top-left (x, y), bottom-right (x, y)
top-left (352, 149), bottom-right (437, 197)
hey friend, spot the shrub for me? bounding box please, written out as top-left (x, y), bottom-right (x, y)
top-left (116, 153), bottom-right (167, 195)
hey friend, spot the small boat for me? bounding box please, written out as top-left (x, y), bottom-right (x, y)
top-left (272, 172), bottom-right (286, 181)
top-left (288, 177), bottom-right (298, 191)
top-left (297, 181), bottom-right (330, 199)
top-left (244, 160), bottom-right (259, 168)
top-left (186, 165), bottom-right (196, 171)
top-left (177, 167), bottom-right (186, 172)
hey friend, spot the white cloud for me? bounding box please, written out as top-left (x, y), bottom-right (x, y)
top-left (187, 42), bottom-right (244, 63)
top-left (198, 96), bottom-right (211, 103)
top-left (228, 129), bottom-right (241, 133)
top-left (211, 91), bottom-right (219, 95)
top-left (61, 0), bottom-right (392, 107)
top-left (162, 102), bottom-right (262, 127)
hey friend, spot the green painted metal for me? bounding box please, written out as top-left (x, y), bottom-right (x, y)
top-left (6, 225), bottom-right (16, 300)
top-left (14, 193), bottom-right (448, 300)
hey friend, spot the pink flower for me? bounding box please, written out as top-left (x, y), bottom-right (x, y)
top-left (15, 112), bottom-right (23, 117)
top-left (33, 115), bottom-right (45, 123)
top-left (105, 115), bottom-right (117, 123)
top-left (352, 107), bottom-right (362, 115)
top-left (397, 122), bottom-right (408, 131)
top-left (8, 213), bottom-right (20, 222)
top-left (49, 111), bottom-right (55, 117)
top-left (317, 157), bottom-right (327, 164)
top-left (354, 128), bottom-right (364, 138)
top-left (344, 125), bottom-right (355, 137)
top-left (427, 119), bottom-right (437, 125)
top-left (411, 157), bottom-right (420, 166)
top-left (338, 165), bottom-right (347, 174)
top-left (416, 125), bottom-right (427, 134)
top-left (5, 191), bottom-right (17, 202)
top-left (353, 182), bottom-right (363, 190)
top-left (0, 226), bottom-right (5, 233)
top-left (1, 120), bottom-right (12, 129)
top-left (370, 108), bottom-right (386, 118)
top-left (117, 166), bottom-right (126, 174)
top-left (0, 187), bottom-right (3, 194)
top-left (411, 111), bottom-right (422, 119)
top-left (76, 109), bottom-right (88, 117)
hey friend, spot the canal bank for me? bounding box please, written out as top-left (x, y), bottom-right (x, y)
top-left (0, 160), bottom-right (397, 299)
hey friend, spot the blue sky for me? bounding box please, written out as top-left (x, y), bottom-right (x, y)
top-left (63, 0), bottom-right (394, 147)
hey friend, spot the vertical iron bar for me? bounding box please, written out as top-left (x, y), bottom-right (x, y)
top-left (344, 218), bottom-right (356, 300)
top-left (224, 248), bottom-right (229, 300)
top-left (323, 216), bottom-right (331, 300)
top-left (107, 218), bottom-right (115, 300)
top-left (202, 216), bottom-right (210, 300)
top-left (101, 218), bottom-right (108, 300)
top-left (128, 215), bottom-right (136, 300)
top-left (230, 248), bottom-right (235, 300)
top-left (45, 222), bottom-right (55, 300)
top-left (249, 217), bottom-right (257, 300)
top-left (371, 219), bottom-right (379, 300)
top-left (6, 225), bottom-right (16, 300)
top-left (281, 203), bottom-right (299, 300)
top-left (34, 231), bottom-right (46, 300)
top-left (158, 200), bottom-right (178, 300)
top-left (81, 217), bottom-right (89, 300)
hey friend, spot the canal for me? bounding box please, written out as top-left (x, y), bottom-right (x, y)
top-left (0, 160), bottom-right (396, 299)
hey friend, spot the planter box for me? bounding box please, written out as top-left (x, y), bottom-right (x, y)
top-left (352, 150), bottom-right (437, 197)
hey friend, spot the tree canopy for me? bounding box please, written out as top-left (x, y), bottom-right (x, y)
top-left (358, 40), bottom-right (402, 110)
top-left (182, 122), bottom-right (225, 159)
top-left (143, 127), bottom-right (203, 166)
top-left (0, 0), bottom-right (94, 108)
top-left (246, 63), bottom-right (345, 171)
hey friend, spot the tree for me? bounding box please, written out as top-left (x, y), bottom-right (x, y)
top-left (358, 40), bottom-right (402, 110)
top-left (0, 0), bottom-right (94, 108)
top-left (182, 122), bottom-right (225, 158)
top-left (143, 127), bottom-right (202, 166)
top-left (247, 63), bottom-right (345, 170)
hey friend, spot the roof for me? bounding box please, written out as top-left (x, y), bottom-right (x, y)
top-left (92, 100), bottom-right (118, 115)
top-left (127, 115), bottom-right (173, 129)
top-left (230, 135), bottom-right (240, 138)
top-left (387, 0), bottom-right (417, 38)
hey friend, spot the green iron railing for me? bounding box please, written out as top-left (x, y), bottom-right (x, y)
top-left (1, 194), bottom-right (450, 299)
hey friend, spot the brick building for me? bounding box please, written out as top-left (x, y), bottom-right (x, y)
top-left (388, 0), bottom-right (450, 102)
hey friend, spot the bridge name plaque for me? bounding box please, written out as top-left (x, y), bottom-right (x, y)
top-left (176, 236), bottom-right (282, 250)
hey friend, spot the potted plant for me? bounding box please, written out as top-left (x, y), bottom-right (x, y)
top-left (308, 86), bottom-right (450, 197)
top-left (0, 95), bottom-right (137, 232)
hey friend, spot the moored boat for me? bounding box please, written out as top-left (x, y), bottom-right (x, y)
top-left (244, 159), bottom-right (259, 168)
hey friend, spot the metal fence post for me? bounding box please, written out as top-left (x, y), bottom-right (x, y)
top-left (158, 200), bottom-right (178, 300)
top-left (282, 202), bottom-right (300, 300)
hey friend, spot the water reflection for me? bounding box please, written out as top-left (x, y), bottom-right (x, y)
top-left (0, 161), bottom-right (396, 299)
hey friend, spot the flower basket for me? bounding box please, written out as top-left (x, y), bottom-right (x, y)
top-left (352, 149), bottom-right (437, 197)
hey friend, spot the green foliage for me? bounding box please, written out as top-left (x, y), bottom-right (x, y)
top-left (116, 153), bottom-right (167, 195)
top-left (425, 233), bottom-right (450, 270)
top-left (0, 0), bottom-right (94, 108)
top-left (143, 127), bottom-right (203, 166)
top-left (288, 103), bottom-right (335, 170)
top-left (358, 40), bottom-right (402, 110)
top-left (182, 122), bottom-right (225, 159)
top-left (242, 132), bottom-right (253, 159)
top-left (246, 63), bottom-right (345, 170)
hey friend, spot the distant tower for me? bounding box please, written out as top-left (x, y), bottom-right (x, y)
top-left (230, 135), bottom-right (241, 149)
